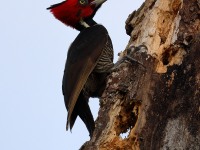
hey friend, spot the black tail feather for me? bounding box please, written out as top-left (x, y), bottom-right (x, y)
top-left (70, 92), bottom-right (95, 137)
top-left (69, 107), bottom-right (78, 131)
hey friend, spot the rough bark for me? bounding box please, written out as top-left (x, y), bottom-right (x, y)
top-left (81, 0), bottom-right (200, 149)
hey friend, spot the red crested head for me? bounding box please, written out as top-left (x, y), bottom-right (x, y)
top-left (47, 0), bottom-right (102, 29)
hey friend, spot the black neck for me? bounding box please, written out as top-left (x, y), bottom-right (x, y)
top-left (75, 19), bottom-right (97, 31)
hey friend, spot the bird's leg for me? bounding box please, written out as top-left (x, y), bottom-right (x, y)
top-left (80, 19), bottom-right (90, 28)
top-left (111, 45), bottom-right (148, 71)
top-left (123, 56), bottom-right (145, 68)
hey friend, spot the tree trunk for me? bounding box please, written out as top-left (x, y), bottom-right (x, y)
top-left (81, 0), bottom-right (200, 149)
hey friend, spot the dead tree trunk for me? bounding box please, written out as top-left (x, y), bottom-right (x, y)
top-left (81, 0), bottom-right (200, 149)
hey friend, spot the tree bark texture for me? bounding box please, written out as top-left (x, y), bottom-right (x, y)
top-left (81, 0), bottom-right (200, 149)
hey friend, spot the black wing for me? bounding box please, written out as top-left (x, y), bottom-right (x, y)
top-left (62, 24), bottom-right (109, 130)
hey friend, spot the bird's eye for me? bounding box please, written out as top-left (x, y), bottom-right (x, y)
top-left (79, 0), bottom-right (88, 5)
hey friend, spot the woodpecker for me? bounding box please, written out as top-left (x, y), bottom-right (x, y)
top-left (62, 24), bottom-right (113, 137)
top-left (47, 0), bottom-right (107, 31)
top-left (47, 0), bottom-right (113, 137)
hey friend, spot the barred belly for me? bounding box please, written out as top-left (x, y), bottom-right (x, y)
top-left (94, 36), bottom-right (114, 73)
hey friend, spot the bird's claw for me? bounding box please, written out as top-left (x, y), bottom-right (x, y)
top-left (125, 44), bottom-right (148, 69)
top-left (124, 55), bottom-right (146, 69)
top-left (111, 45), bottom-right (148, 72)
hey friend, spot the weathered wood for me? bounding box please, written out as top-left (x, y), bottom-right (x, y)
top-left (81, 0), bottom-right (200, 149)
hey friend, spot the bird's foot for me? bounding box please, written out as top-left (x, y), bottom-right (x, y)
top-left (124, 44), bottom-right (148, 68)
top-left (112, 45), bottom-right (148, 72)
